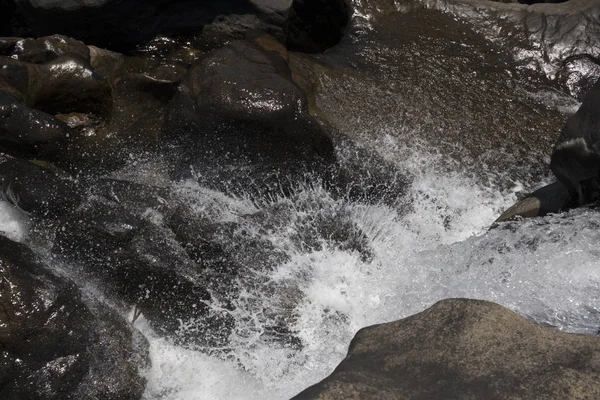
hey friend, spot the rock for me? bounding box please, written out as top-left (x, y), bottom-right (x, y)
top-left (292, 299), bottom-right (600, 400)
top-left (7, 0), bottom-right (281, 51)
top-left (0, 158), bottom-right (83, 217)
top-left (557, 55), bottom-right (600, 101)
top-left (107, 72), bottom-right (179, 141)
top-left (0, 53), bottom-right (111, 117)
top-left (165, 35), bottom-right (335, 197)
top-left (0, 35), bottom-right (90, 64)
top-left (551, 78), bottom-right (600, 205)
top-left (420, 0), bottom-right (600, 96)
top-left (52, 196), bottom-right (233, 347)
top-left (0, 235), bottom-right (147, 400)
top-left (288, 6), bottom-right (566, 190)
top-left (0, 91), bottom-right (72, 156)
top-left (30, 54), bottom-right (111, 117)
top-left (286, 0), bottom-right (351, 53)
top-left (494, 180), bottom-right (572, 222)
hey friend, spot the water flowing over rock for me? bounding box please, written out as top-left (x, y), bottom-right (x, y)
top-left (0, 236), bottom-right (148, 400)
top-left (0, 157), bottom-right (83, 217)
top-left (419, 0), bottom-right (600, 98)
top-left (292, 299), bottom-right (600, 400)
top-left (0, 1), bottom-right (599, 399)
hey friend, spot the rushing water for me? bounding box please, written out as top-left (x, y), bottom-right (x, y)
top-left (2, 123), bottom-right (599, 399)
top-left (122, 133), bottom-right (594, 399)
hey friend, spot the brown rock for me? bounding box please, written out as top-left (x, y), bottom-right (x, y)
top-left (293, 299), bottom-right (600, 400)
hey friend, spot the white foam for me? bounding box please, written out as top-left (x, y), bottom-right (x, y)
top-left (137, 140), bottom-right (598, 400)
top-left (0, 200), bottom-right (30, 242)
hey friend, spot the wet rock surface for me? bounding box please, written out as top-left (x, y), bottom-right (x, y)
top-left (165, 35), bottom-right (336, 196)
top-left (0, 236), bottom-right (148, 400)
top-left (551, 78), bottom-right (600, 205)
top-left (289, 5), bottom-right (569, 190)
top-left (420, 0), bottom-right (600, 97)
top-left (292, 299), bottom-right (600, 400)
top-left (0, 157), bottom-right (83, 217)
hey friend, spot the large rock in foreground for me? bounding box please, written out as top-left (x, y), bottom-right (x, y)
top-left (293, 299), bottom-right (600, 400)
top-left (0, 236), bottom-right (148, 400)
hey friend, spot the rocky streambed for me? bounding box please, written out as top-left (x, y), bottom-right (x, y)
top-left (1, 0), bottom-right (599, 399)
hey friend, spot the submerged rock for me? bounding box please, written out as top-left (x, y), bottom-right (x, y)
top-left (293, 299), bottom-right (600, 400)
top-left (288, 5), bottom-right (566, 190)
top-left (0, 35), bottom-right (90, 64)
top-left (0, 236), bottom-right (147, 400)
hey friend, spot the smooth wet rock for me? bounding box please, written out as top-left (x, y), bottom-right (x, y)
top-left (551, 78), bottom-right (600, 204)
top-left (31, 54), bottom-right (111, 117)
top-left (0, 35), bottom-right (90, 64)
top-left (0, 91), bottom-right (72, 156)
top-left (0, 158), bottom-right (83, 217)
top-left (293, 298), bottom-right (600, 400)
top-left (0, 236), bottom-right (147, 400)
top-left (495, 180), bottom-right (572, 222)
top-left (165, 35), bottom-right (335, 197)
top-left (107, 72), bottom-right (179, 141)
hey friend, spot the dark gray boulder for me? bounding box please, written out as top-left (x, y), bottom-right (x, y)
top-left (0, 35), bottom-right (90, 64)
top-left (551, 78), bottom-right (600, 205)
top-left (0, 235), bottom-right (148, 400)
top-left (292, 299), bottom-right (600, 400)
top-left (0, 158), bottom-right (83, 217)
top-left (0, 92), bottom-right (72, 157)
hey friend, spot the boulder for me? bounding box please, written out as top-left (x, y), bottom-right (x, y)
top-left (0, 235), bottom-right (147, 400)
top-left (0, 35), bottom-right (90, 64)
top-left (52, 195), bottom-right (233, 347)
top-left (494, 180), bottom-right (572, 222)
top-left (551, 78), bottom-right (600, 205)
top-left (0, 158), bottom-right (83, 217)
top-left (293, 299), bottom-right (600, 400)
top-left (0, 91), bottom-right (72, 156)
top-left (165, 35), bottom-right (335, 197)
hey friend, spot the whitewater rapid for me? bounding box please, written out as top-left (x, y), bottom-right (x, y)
top-left (132, 137), bottom-right (596, 399)
top-left (1, 130), bottom-right (598, 400)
